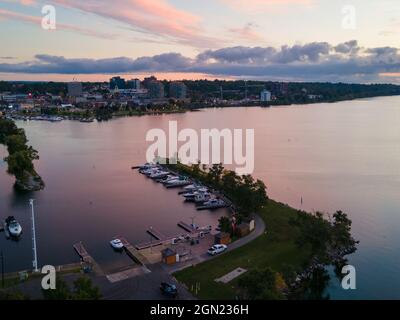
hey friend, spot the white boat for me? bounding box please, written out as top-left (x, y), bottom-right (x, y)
top-left (194, 192), bottom-right (212, 203)
top-left (143, 167), bottom-right (160, 176)
top-left (149, 170), bottom-right (170, 179)
top-left (110, 239), bottom-right (124, 250)
top-left (183, 184), bottom-right (201, 192)
top-left (161, 175), bottom-right (180, 184)
top-left (138, 164), bottom-right (158, 174)
top-left (183, 188), bottom-right (209, 200)
top-left (5, 216), bottom-right (22, 237)
top-left (138, 163), bottom-right (157, 171)
top-left (165, 178), bottom-right (191, 188)
top-left (201, 198), bottom-right (226, 209)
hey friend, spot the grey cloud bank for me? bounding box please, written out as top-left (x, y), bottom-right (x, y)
top-left (1, 41), bottom-right (400, 83)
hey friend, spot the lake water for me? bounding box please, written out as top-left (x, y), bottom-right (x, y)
top-left (1, 95), bottom-right (400, 299)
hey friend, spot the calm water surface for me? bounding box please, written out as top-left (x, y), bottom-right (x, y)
top-left (1, 95), bottom-right (399, 298)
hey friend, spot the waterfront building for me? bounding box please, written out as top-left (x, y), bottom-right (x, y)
top-left (127, 78), bottom-right (141, 90)
top-left (143, 75), bottom-right (158, 88)
top-left (146, 80), bottom-right (165, 99)
top-left (169, 81), bottom-right (187, 99)
top-left (67, 82), bottom-right (83, 97)
top-left (260, 89), bottom-right (272, 102)
top-left (109, 76), bottom-right (126, 90)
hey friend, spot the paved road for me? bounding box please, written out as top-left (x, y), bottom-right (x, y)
top-left (164, 213), bottom-right (266, 274)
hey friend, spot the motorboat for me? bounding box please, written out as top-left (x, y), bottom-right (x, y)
top-left (194, 192), bottom-right (212, 203)
top-left (158, 174), bottom-right (178, 183)
top-left (165, 178), bottom-right (191, 188)
top-left (161, 175), bottom-right (180, 184)
top-left (182, 184), bottom-right (202, 192)
top-left (138, 163), bottom-right (157, 171)
top-left (143, 167), bottom-right (160, 176)
top-left (149, 170), bottom-right (170, 179)
top-left (201, 198), bottom-right (226, 209)
top-left (139, 164), bottom-right (158, 174)
top-left (183, 189), bottom-right (209, 201)
top-left (5, 216), bottom-right (22, 237)
top-left (110, 239), bottom-right (124, 250)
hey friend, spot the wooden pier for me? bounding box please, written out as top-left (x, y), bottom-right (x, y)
top-left (177, 221), bottom-right (196, 232)
top-left (118, 237), bottom-right (149, 265)
top-left (73, 242), bottom-right (104, 275)
top-left (135, 239), bottom-right (164, 250)
top-left (146, 227), bottom-right (166, 241)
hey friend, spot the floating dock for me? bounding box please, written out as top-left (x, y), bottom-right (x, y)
top-left (73, 242), bottom-right (104, 275)
top-left (177, 221), bottom-right (196, 232)
top-left (135, 239), bottom-right (164, 250)
top-left (118, 237), bottom-right (149, 265)
top-left (146, 227), bottom-right (166, 241)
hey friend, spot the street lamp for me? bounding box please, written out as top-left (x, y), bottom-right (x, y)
top-left (29, 199), bottom-right (39, 272)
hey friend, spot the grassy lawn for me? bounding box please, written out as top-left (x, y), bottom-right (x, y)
top-left (174, 200), bottom-right (311, 299)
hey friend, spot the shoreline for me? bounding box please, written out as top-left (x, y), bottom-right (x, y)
top-left (5, 93), bottom-right (400, 123)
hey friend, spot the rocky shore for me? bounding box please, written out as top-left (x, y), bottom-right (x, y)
top-left (14, 171), bottom-right (45, 192)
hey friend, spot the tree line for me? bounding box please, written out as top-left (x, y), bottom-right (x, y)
top-left (0, 118), bottom-right (43, 190)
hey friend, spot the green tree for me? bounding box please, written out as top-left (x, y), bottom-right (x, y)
top-left (238, 268), bottom-right (282, 300)
top-left (218, 216), bottom-right (231, 234)
top-left (72, 277), bottom-right (101, 300)
top-left (42, 277), bottom-right (71, 300)
top-left (302, 267), bottom-right (330, 300)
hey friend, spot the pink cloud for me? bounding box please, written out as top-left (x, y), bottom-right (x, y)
top-left (227, 23), bottom-right (266, 43)
top-left (50, 0), bottom-right (219, 47)
top-left (0, 8), bottom-right (118, 40)
top-left (222, 0), bottom-right (315, 12)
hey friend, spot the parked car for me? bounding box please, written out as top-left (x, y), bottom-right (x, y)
top-left (160, 282), bottom-right (178, 298)
top-left (207, 244), bottom-right (227, 256)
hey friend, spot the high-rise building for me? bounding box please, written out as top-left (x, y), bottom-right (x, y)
top-left (109, 77), bottom-right (126, 90)
top-left (147, 81), bottom-right (165, 99)
top-left (142, 76), bottom-right (157, 89)
top-left (67, 82), bottom-right (83, 97)
top-left (127, 78), bottom-right (141, 90)
top-left (260, 90), bottom-right (271, 102)
top-left (169, 81), bottom-right (187, 99)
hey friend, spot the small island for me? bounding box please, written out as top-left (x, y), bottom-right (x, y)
top-left (0, 117), bottom-right (44, 191)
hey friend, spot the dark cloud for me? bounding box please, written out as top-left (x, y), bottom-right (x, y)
top-left (334, 40), bottom-right (359, 54)
top-left (1, 41), bottom-right (400, 83)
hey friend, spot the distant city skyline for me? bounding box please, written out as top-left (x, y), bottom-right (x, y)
top-left (0, 0), bottom-right (400, 83)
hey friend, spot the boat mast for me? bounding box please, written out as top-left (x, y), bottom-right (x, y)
top-left (29, 199), bottom-right (39, 272)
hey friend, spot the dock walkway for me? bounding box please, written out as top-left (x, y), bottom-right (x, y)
top-left (146, 227), bottom-right (166, 241)
top-left (118, 237), bottom-right (150, 265)
top-left (73, 242), bottom-right (104, 276)
top-left (177, 221), bottom-right (196, 232)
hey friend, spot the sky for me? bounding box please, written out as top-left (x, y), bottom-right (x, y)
top-left (0, 0), bottom-right (400, 83)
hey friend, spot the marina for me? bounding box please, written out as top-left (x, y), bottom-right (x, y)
top-left (2, 99), bottom-right (399, 299)
top-left (133, 163), bottom-right (229, 211)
